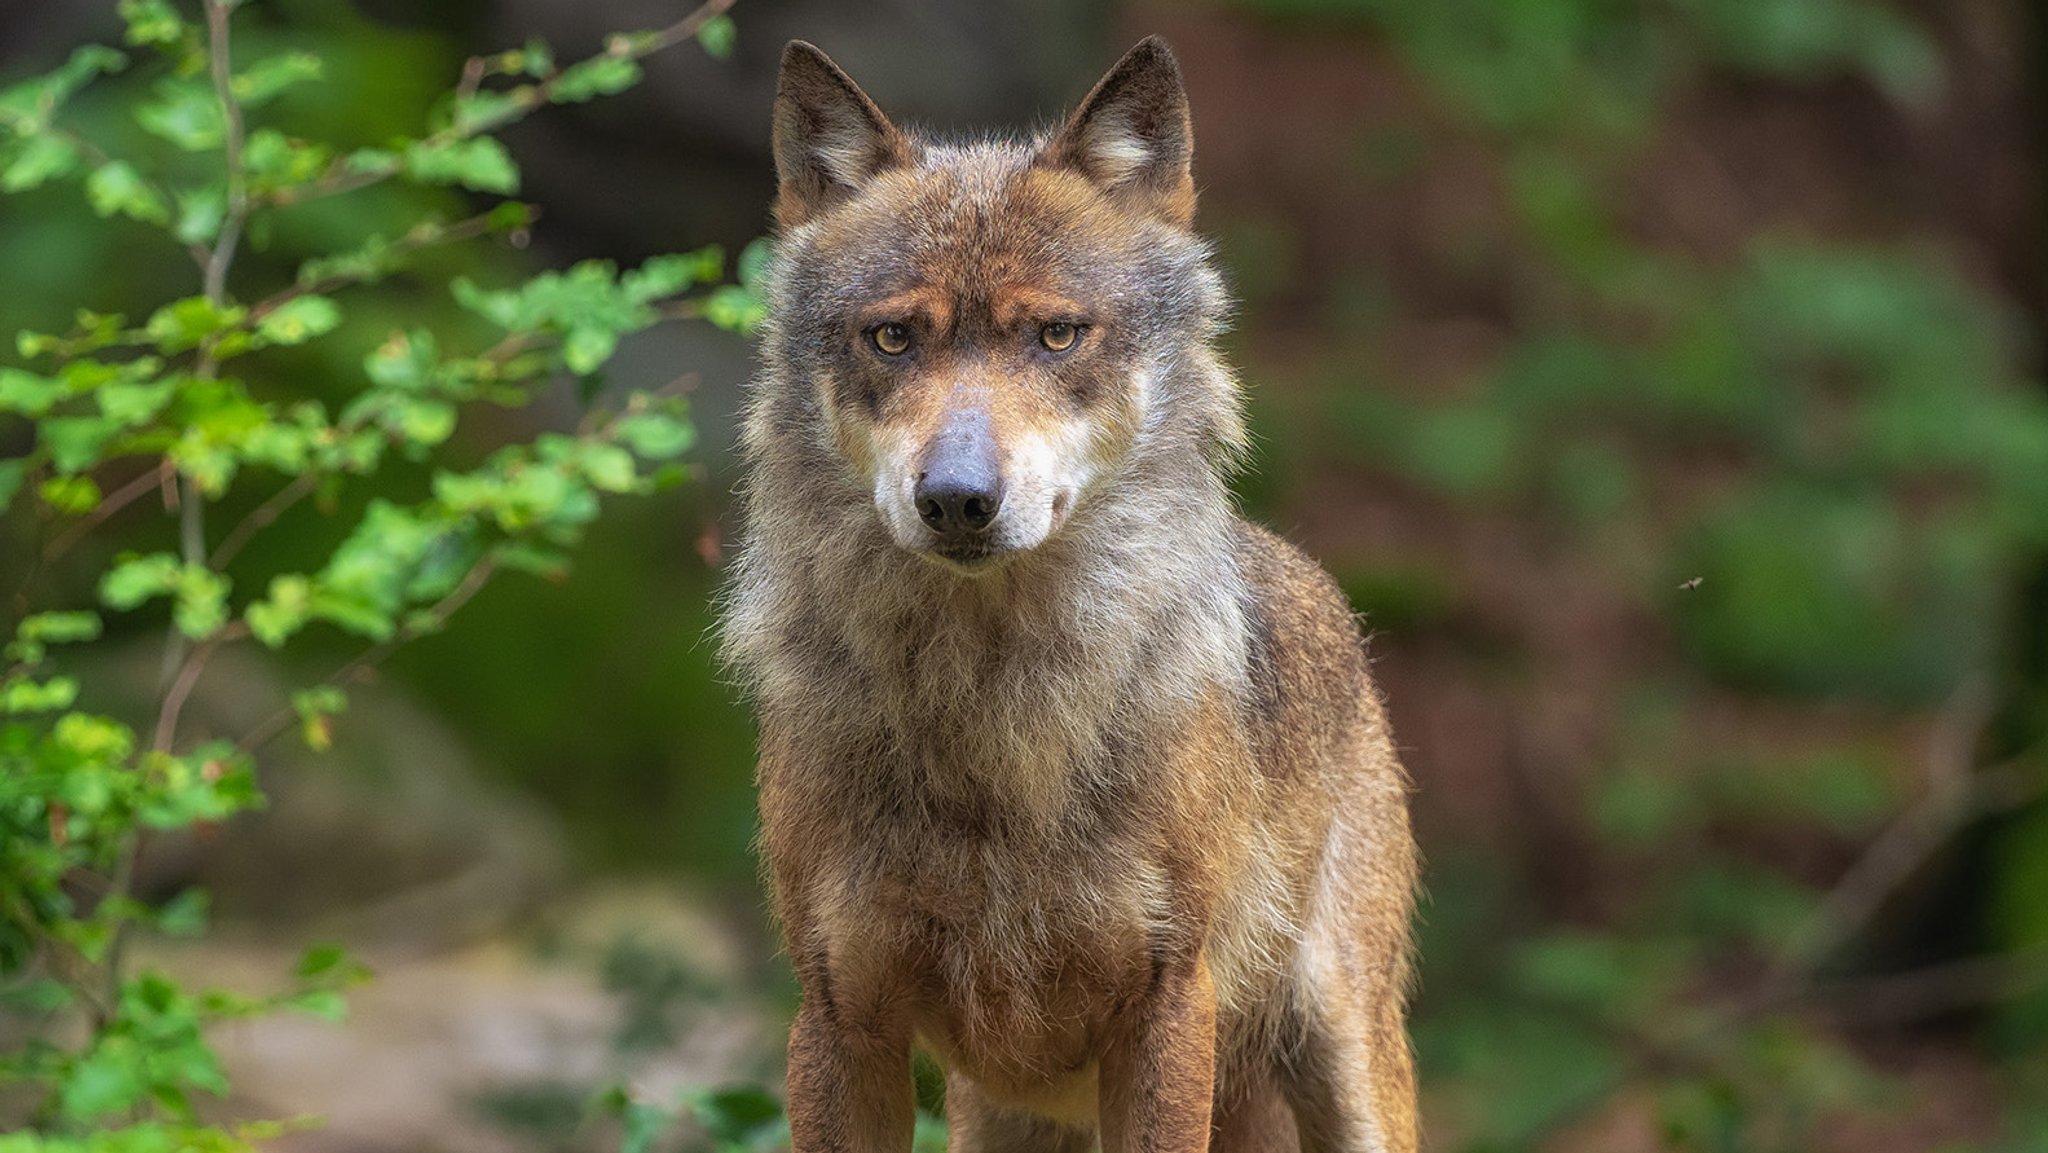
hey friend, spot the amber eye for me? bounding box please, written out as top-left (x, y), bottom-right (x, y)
top-left (870, 323), bottom-right (912, 356)
top-left (1039, 322), bottom-right (1081, 353)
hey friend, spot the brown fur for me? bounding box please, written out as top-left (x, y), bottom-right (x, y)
top-left (725, 36), bottom-right (1418, 1153)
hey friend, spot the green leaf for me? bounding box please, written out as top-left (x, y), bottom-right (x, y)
top-left (489, 540), bottom-right (569, 580)
top-left (1856, 8), bottom-right (1943, 108)
top-left (737, 236), bottom-right (773, 288)
top-left (85, 160), bottom-right (170, 226)
top-left (119, 0), bottom-right (188, 47)
top-left (0, 458), bottom-right (26, 513)
top-left (0, 675), bottom-right (79, 713)
top-left (59, 1040), bottom-right (147, 1123)
top-left (402, 136), bottom-right (519, 194)
top-left (292, 684), bottom-right (346, 721)
top-left (314, 499), bottom-right (466, 635)
top-left (341, 145), bottom-right (400, 177)
top-left (38, 474), bottom-right (100, 514)
top-left (550, 55), bottom-right (642, 102)
top-left (137, 744), bottom-right (262, 828)
top-left (99, 376), bottom-right (179, 425)
top-left (232, 51), bottom-right (322, 107)
top-left (295, 943), bottom-right (355, 982)
top-left (246, 574), bottom-right (311, 648)
top-left (363, 327), bottom-right (438, 392)
top-left (173, 566), bottom-right (230, 640)
top-left (448, 276), bottom-right (518, 328)
top-left (257, 295), bottom-right (342, 345)
top-left (686, 1085), bottom-right (786, 1143)
top-left (580, 442), bottom-right (637, 493)
top-left (0, 367), bottom-right (67, 416)
top-left (156, 889), bottom-right (209, 937)
top-left (696, 14), bottom-right (738, 60)
top-left (0, 978), bottom-right (74, 1015)
top-left (452, 88), bottom-right (531, 134)
top-left (18, 309), bottom-right (128, 360)
top-left (145, 296), bottom-right (246, 353)
top-left (100, 552), bottom-right (183, 610)
top-left (616, 411), bottom-right (694, 460)
top-left (701, 284), bottom-right (765, 334)
top-left (521, 37), bottom-right (555, 77)
top-left (397, 399), bottom-right (456, 446)
top-left (242, 128), bottom-right (332, 192)
top-left (1, 132), bottom-right (81, 192)
top-left (19, 610), bottom-right (101, 645)
top-left (134, 78), bottom-right (224, 151)
top-left (563, 326), bottom-right (616, 374)
top-left (0, 458), bottom-right (25, 514)
top-left (0, 45), bottom-right (127, 134)
top-left (38, 416), bottom-right (120, 473)
top-left (174, 182), bottom-right (227, 245)
top-left (617, 1098), bottom-right (674, 1153)
top-left (289, 989), bottom-right (346, 1021)
top-left (53, 710), bottom-right (136, 763)
top-left (623, 249), bottom-right (720, 300)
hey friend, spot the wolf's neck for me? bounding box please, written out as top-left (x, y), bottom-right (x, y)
top-left (726, 450), bottom-right (1247, 818)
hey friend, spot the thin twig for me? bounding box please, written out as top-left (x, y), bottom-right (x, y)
top-left (151, 623), bottom-right (249, 755)
top-left (1811, 945), bottom-right (2048, 1024)
top-left (109, 0), bottom-right (254, 1026)
top-left (39, 461), bottom-right (172, 565)
top-left (200, 0), bottom-right (247, 306)
top-left (1768, 677), bottom-right (2007, 985)
top-left (158, 0), bottom-right (247, 688)
top-left (255, 207), bottom-right (511, 318)
top-left (263, 0), bottom-right (738, 208)
top-left (208, 472), bottom-right (318, 570)
top-left (455, 54), bottom-right (488, 104)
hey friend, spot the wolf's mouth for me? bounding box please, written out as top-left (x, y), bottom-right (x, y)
top-left (927, 539), bottom-right (1002, 571)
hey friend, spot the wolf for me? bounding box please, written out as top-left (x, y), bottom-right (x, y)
top-left (720, 34), bottom-right (1418, 1153)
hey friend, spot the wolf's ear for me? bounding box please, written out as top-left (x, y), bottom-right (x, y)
top-left (1040, 36), bottom-right (1195, 228)
top-left (772, 41), bottom-right (914, 228)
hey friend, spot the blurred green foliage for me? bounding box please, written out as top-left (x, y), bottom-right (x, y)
top-left (1216, 0), bottom-right (2048, 1147)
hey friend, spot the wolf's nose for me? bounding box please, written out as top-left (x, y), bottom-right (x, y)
top-left (916, 471), bottom-right (1004, 535)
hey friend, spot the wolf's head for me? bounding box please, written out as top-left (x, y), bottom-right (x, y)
top-left (753, 36), bottom-right (1244, 576)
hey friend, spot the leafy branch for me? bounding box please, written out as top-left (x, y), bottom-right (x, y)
top-left (0, 0), bottom-right (755, 1143)
top-left (265, 0), bottom-right (738, 209)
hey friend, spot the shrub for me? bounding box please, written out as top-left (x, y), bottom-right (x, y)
top-left (0, 0), bottom-right (758, 1147)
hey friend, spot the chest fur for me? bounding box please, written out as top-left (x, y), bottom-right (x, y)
top-left (809, 810), bottom-right (1171, 1083)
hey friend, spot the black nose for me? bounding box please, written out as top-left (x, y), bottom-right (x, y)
top-left (915, 409), bottom-right (1005, 537)
top-left (916, 471), bottom-right (1004, 534)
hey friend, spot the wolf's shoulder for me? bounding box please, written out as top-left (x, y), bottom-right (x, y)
top-left (1229, 517), bottom-right (1369, 697)
top-left (1231, 519), bottom-right (1355, 630)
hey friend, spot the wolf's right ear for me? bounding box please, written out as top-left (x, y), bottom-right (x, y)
top-left (772, 41), bottom-right (913, 229)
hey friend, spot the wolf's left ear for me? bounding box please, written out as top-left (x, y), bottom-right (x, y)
top-left (772, 41), bottom-right (915, 229)
top-left (1040, 36), bottom-right (1195, 229)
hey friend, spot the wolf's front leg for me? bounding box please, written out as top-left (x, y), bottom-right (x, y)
top-left (786, 996), bottom-right (916, 1153)
top-left (1098, 955), bottom-right (1218, 1153)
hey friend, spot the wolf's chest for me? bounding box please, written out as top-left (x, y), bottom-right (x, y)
top-left (831, 813), bottom-right (1162, 950)
top-left (814, 827), bottom-right (1162, 1101)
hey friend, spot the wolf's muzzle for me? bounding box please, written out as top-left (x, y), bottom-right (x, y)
top-left (915, 408), bottom-right (1006, 539)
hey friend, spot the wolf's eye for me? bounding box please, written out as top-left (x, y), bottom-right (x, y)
top-left (871, 323), bottom-right (912, 356)
top-left (1039, 322), bottom-right (1081, 353)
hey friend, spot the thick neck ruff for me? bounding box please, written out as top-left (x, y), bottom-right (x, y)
top-left (723, 395), bottom-right (1249, 826)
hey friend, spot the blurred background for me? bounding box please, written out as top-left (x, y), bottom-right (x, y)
top-left (4, 0), bottom-right (2048, 1149)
